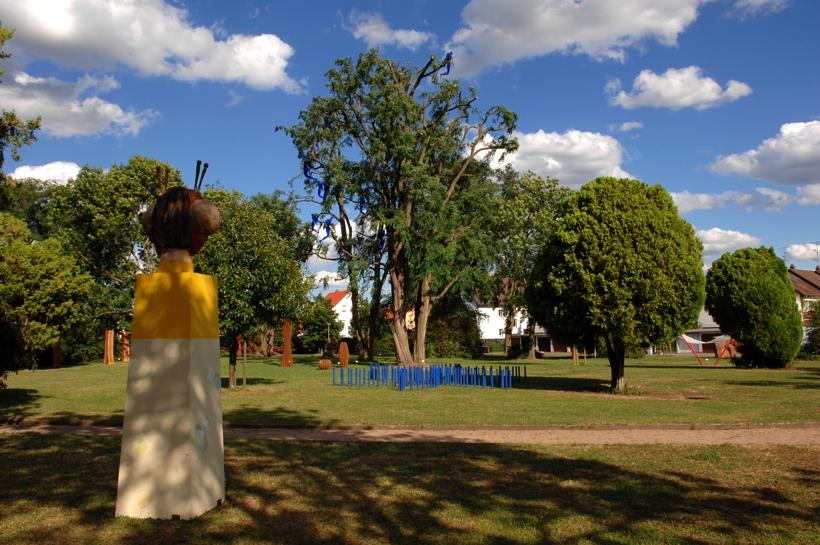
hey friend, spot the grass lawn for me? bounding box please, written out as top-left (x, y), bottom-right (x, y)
top-left (2, 354), bottom-right (819, 427)
top-left (1, 433), bottom-right (818, 544)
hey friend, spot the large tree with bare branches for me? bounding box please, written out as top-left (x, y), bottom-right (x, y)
top-left (279, 49), bottom-right (518, 364)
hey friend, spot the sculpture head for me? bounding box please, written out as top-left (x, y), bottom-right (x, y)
top-left (141, 161), bottom-right (221, 258)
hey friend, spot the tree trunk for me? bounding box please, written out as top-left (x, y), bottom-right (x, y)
top-left (605, 335), bottom-right (626, 391)
top-left (242, 337), bottom-right (247, 389)
top-left (504, 306), bottom-right (515, 356)
top-left (389, 265), bottom-right (413, 365)
top-left (528, 322), bottom-right (537, 360)
top-left (413, 275), bottom-right (433, 364)
top-left (228, 337), bottom-right (238, 389)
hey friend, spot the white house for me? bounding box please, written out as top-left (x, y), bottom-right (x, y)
top-left (324, 290), bottom-right (353, 338)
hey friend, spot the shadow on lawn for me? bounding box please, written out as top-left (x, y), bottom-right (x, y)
top-left (515, 376), bottom-right (609, 393)
top-left (1, 435), bottom-right (817, 544)
top-left (0, 388), bottom-right (46, 423)
top-left (223, 405), bottom-right (339, 428)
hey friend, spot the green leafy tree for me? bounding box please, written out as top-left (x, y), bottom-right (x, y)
top-left (705, 247), bottom-right (802, 368)
top-left (424, 293), bottom-right (483, 359)
top-left (195, 189), bottom-right (312, 387)
top-left (0, 23), bottom-right (41, 180)
top-left (0, 176), bottom-right (55, 240)
top-left (292, 295), bottom-right (344, 354)
top-left (279, 49), bottom-right (518, 364)
top-left (525, 178), bottom-right (704, 391)
top-left (48, 156), bottom-right (182, 360)
top-left (493, 167), bottom-right (572, 358)
top-left (0, 213), bottom-right (92, 387)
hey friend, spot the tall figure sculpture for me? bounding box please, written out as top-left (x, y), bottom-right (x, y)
top-left (116, 162), bottom-right (224, 519)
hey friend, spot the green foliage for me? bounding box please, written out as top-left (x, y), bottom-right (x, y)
top-left (705, 247), bottom-right (802, 369)
top-left (50, 155), bottom-right (181, 286)
top-left (248, 192), bottom-right (313, 263)
top-left (292, 295), bottom-right (344, 354)
top-left (0, 213), bottom-right (92, 387)
top-left (424, 294), bottom-right (483, 359)
top-left (279, 49), bottom-right (518, 364)
top-left (0, 22), bottom-right (41, 176)
top-left (526, 177), bottom-right (705, 390)
top-left (0, 177), bottom-right (55, 240)
top-left (493, 167), bottom-right (572, 353)
top-left (195, 189), bottom-right (312, 364)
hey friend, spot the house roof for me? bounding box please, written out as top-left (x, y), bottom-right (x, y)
top-left (788, 266), bottom-right (820, 297)
top-left (324, 290), bottom-right (349, 308)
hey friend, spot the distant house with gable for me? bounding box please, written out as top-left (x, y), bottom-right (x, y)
top-left (324, 290), bottom-right (352, 338)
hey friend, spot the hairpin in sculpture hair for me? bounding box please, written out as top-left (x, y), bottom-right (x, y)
top-left (141, 160), bottom-right (222, 258)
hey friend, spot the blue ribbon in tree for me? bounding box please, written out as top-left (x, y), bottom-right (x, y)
top-left (442, 52), bottom-right (453, 76)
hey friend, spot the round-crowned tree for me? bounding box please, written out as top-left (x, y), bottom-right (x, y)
top-left (705, 247), bottom-right (802, 368)
top-left (525, 177), bottom-right (705, 391)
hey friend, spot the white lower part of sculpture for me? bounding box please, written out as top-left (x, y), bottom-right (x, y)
top-left (115, 338), bottom-right (225, 519)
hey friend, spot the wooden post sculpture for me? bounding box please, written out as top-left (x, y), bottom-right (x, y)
top-left (116, 161), bottom-right (224, 520)
top-left (122, 332), bottom-right (131, 362)
top-left (281, 321), bottom-right (294, 367)
top-left (104, 330), bottom-right (115, 365)
top-left (339, 341), bottom-right (349, 367)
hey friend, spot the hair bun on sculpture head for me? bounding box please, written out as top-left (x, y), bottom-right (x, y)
top-left (140, 160), bottom-right (222, 257)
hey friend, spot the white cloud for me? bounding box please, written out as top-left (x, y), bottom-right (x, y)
top-left (9, 161), bottom-right (80, 184)
top-left (447, 0), bottom-right (709, 75)
top-left (313, 270), bottom-right (349, 291)
top-left (708, 121), bottom-right (820, 185)
top-left (227, 90), bottom-right (244, 107)
top-left (0, 72), bottom-right (158, 137)
top-left (784, 243), bottom-right (820, 262)
top-left (492, 129), bottom-right (632, 188)
top-left (345, 10), bottom-right (435, 51)
top-left (672, 187), bottom-right (794, 213)
top-left (609, 121), bottom-right (643, 132)
top-left (755, 187), bottom-right (794, 211)
top-left (731, 0), bottom-right (790, 17)
top-left (697, 227), bottom-right (762, 259)
top-left (608, 66), bottom-right (752, 111)
top-left (797, 185), bottom-right (820, 205)
top-left (3, 0), bottom-right (301, 92)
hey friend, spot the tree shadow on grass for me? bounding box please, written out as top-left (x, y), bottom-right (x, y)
top-left (514, 376), bottom-right (609, 393)
top-left (0, 388), bottom-right (46, 423)
top-left (1, 435), bottom-right (818, 544)
top-left (220, 377), bottom-right (283, 388)
top-left (223, 405), bottom-right (340, 428)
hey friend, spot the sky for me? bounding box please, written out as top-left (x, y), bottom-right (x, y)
top-left (1, 0), bottom-right (819, 291)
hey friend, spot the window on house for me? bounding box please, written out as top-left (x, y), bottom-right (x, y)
top-left (499, 329), bottom-right (504, 336)
top-left (513, 319), bottom-right (517, 327)
top-left (498, 309), bottom-right (503, 317)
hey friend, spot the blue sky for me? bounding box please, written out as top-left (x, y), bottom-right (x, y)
top-left (2, 0), bottom-right (818, 289)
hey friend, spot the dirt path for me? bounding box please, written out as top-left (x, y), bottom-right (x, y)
top-left (2, 423), bottom-right (819, 445)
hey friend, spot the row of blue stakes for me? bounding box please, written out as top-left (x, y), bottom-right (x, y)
top-left (332, 364), bottom-right (526, 391)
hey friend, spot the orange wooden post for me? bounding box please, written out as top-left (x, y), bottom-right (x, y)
top-left (122, 331), bottom-right (131, 362)
top-left (281, 321), bottom-right (294, 367)
top-left (339, 341), bottom-right (349, 367)
top-left (104, 330), bottom-right (115, 365)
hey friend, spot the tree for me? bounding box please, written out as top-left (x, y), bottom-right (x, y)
top-left (705, 247), bottom-right (802, 368)
top-left (0, 22), bottom-right (41, 179)
top-left (493, 167), bottom-right (572, 358)
top-left (292, 295), bottom-right (344, 354)
top-left (49, 156), bottom-right (182, 360)
top-left (195, 189), bottom-right (312, 387)
top-left (424, 293), bottom-right (483, 359)
top-left (800, 299), bottom-right (820, 357)
top-left (525, 177), bottom-right (704, 391)
top-left (279, 49), bottom-right (517, 364)
top-left (0, 212), bottom-right (92, 387)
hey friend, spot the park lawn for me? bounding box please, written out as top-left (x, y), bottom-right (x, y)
top-left (2, 354), bottom-right (819, 427)
top-left (1, 433), bottom-right (818, 544)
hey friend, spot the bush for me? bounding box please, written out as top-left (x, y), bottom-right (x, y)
top-left (705, 247), bottom-right (802, 369)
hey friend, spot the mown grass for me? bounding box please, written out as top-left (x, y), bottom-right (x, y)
top-left (3, 353), bottom-right (819, 427)
top-left (1, 433), bottom-right (818, 544)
